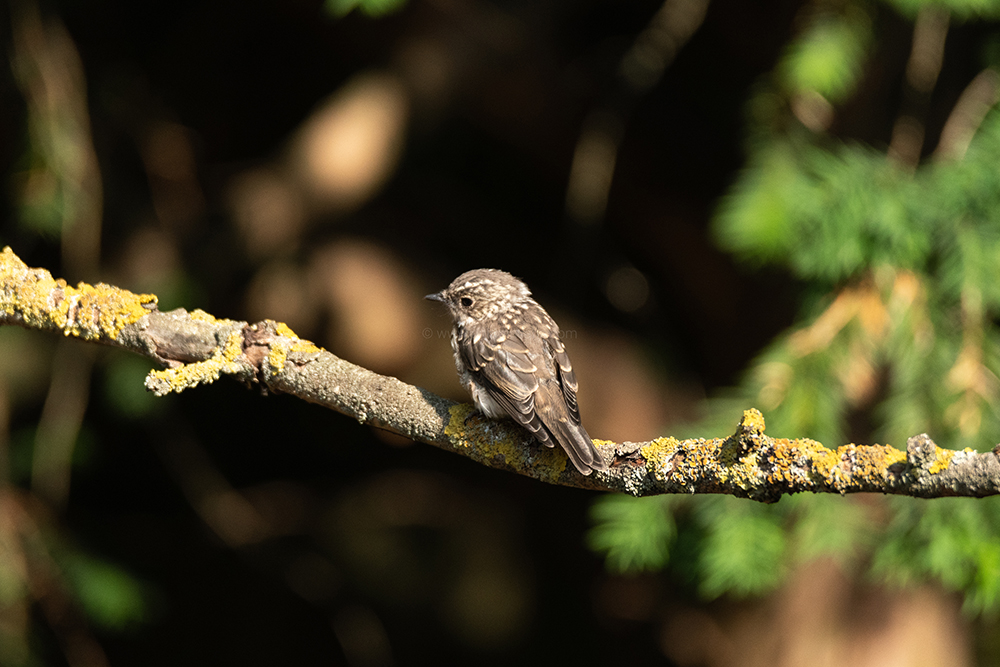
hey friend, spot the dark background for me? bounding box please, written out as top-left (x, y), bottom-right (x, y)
top-left (2, 0), bottom-right (964, 665)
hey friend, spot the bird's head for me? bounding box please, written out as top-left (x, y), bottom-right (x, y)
top-left (425, 268), bottom-right (531, 326)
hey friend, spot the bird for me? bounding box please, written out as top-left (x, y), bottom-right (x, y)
top-left (426, 268), bottom-right (609, 475)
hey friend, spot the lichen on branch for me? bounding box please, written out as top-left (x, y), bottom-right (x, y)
top-left (2, 246), bottom-right (1000, 499)
top-left (0, 246), bottom-right (156, 340)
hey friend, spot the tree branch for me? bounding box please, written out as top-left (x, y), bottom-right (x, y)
top-left (3, 246), bottom-right (1000, 499)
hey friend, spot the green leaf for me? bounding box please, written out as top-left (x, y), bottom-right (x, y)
top-left (713, 142), bottom-right (799, 264)
top-left (873, 498), bottom-right (1000, 613)
top-left (780, 12), bottom-right (871, 101)
top-left (694, 498), bottom-right (787, 599)
top-left (587, 495), bottom-right (677, 573)
top-left (787, 494), bottom-right (872, 566)
top-left (324, 0), bottom-right (408, 18)
top-left (61, 553), bottom-right (150, 630)
top-left (882, 0), bottom-right (1000, 21)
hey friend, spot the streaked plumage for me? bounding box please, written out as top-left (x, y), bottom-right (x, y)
top-left (426, 269), bottom-right (608, 475)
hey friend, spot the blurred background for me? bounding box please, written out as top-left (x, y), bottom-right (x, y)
top-left (3, 0), bottom-right (1000, 664)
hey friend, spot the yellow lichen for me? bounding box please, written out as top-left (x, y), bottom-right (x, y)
top-left (800, 439), bottom-right (843, 486)
top-left (288, 338), bottom-right (322, 355)
top-left (739, 408), bottom-right (766, 435)
top-left (189, 309), bottom-right (219, 323)
top-left (592, 438), bottom-right (614, 467)
top-left (264, 324), bottom-right (324, 375)
top-left (640, 436), bottom-right (678, 481)
top-left (762, 438), bottom-right (807, 486)
top-left (928, 447), bottom-right (956, 475)
top-left (268, 344), bottom-right (288, 374)
top-left (220, 330), bottom-right (243, 362)
top-left (640, 436), bottom-right (680, 464)
top-left (806, 441), bottom-right (907, 490)
top-left (270, 321), bottom-right (322, 367)
top-left (444, 404), bottom-right (568, 481)
top-left (274, 321), bottom-right (298, 339)
top-left (444, 403), bottom-right (478, 442)
top-left (146, 329), bottom-right (246, 395)
top-left (851, 444), bottom-right (907, 482)
top-left (717, 449), bottom-right (762, 490)
top-left (1, 246), bottom-right (155, 341)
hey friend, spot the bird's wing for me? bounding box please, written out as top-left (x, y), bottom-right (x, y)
top-left (458, 325), bottom-right (541, 427)
top-left (459, 327), bottom-right (555, 434)
top-left (461, 325), bottom-right (608, 474)
top-left (548, 334), bottom-right (582, 424)
top-left (529, 330), bottom-right (608, 474)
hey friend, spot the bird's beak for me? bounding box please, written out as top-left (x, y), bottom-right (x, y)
top-left (425, 291), bottom-right (445, 302)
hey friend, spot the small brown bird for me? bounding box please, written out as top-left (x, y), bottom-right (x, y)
top-left (426, 269), bottom-right (608, 475)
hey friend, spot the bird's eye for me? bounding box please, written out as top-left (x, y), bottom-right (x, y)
top-left (460, 296), bottom-right (474, 308)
